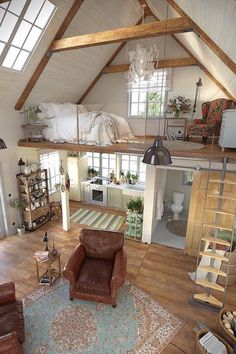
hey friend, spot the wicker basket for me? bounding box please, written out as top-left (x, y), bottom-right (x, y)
top-left (218, 309), bottom-right (236, 348)
top-left (195, 329), bottom-right (233, 354)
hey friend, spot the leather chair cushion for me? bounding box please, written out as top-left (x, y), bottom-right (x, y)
top-left (80, 229), bottom-right (124, 260)
top-left (0, 303), bottom-right (23, 342)
top-left (76, 257), bottom-right (114, 296)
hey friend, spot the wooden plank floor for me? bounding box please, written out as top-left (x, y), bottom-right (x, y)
top-left (0, 203), bottom-right (235, 353)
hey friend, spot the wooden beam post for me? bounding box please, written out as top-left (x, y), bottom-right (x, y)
top-left (51, 17), bottom-right (193, 53)
top-left (102, 57), bottom-right (198, 74)
top-left (15, 0), bottom-right (85, 111)
top-left (167, 0), bottom-right (236, 75)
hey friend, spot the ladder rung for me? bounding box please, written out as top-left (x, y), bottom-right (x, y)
top-left (194, 293), bottom-right (223, 308)
top-left (201, 236), bottom-right (231, 246)
top-left (203, 223), bottom-right (232, 231)
top-left (200, 251), bottom-right (229, 262)
top-left (205, 208), bottom-right (235, 216)
top-left (195, 279), bottom-right (225, 292)
top-left (207, 192), bottom-right (236, 201)
top-left (198, 265), bottom-right (227, 277)
top-left (209, 179), bottom-right (236, 185)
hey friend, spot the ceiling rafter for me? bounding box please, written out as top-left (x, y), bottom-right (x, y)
top-left (51, 17), bottom-right (193, 53)
top-left (15, 0), bottom-right (85, 111)
top-left (167, 0), bottom-right (236, 75)
top-left (139, 0), bottom-right (235, 101)
top-left (102, 58), bottom-right (198, 74)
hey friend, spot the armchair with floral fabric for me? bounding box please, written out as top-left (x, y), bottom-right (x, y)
top-left (187, 98), bottom-right (233, 144)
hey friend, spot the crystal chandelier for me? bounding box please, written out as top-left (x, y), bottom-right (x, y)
top-left (127, 43), bottom-right (158, 82)
top-left (127, 5), bottom-right (159, 83)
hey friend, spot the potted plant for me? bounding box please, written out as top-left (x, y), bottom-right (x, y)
top-left (127, 197), bottom-right (143, 214)
top-left (126, 171), bottom-right (131, 184)
top-left (9, 198), bottom-right (25, 236)
top-left (88, 167), bottom-right (99, 179)
top-left (127, 199), bottom-right (135, 212)
top-left (131, 174), bottom-right (138, 185)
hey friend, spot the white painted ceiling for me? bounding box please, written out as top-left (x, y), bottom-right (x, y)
top-left (0, 0), bottom-right (235, 109)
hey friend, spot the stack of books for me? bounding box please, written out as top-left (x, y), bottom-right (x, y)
top-left (39, 274), bottom-right (54, 286)
top-left (199, 331), bottom-right (227, 354)
top-left (33, 251), bottom-right (49, 262)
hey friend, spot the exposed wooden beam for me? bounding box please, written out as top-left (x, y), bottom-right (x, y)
top-left (51, 17), bottom-right (193, 53)
top-left (137, 0), bottom-right (153, 17)
top-left (102, 57), bottom-right (198, 74)
top-left (15, 0), bottom-right (84, 111)
top-left (167, 0), bottom-right (236, 75)
top-left (77, 18), bottom-right (143, 104)
top-left (137, 0), bottom-right (235, 101)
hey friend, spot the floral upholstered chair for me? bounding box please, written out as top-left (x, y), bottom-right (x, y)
top-left (187, 98), bottom-right (233, 144)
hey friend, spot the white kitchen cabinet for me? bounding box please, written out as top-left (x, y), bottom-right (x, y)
top-left (81, 182), bottom-right (91, 203)
top-left (108, 187), bottom-right (123, 209)
top-left (67, 156), bottom-right (88, 202)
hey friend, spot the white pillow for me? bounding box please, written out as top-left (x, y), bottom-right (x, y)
top-left (77, 105), bottom-right (88, 113)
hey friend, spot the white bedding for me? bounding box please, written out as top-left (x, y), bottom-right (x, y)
top-left (38, 103), bottom-right (133, 146)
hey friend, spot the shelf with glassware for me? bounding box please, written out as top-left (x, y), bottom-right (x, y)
top-left (16, 169), bottom-right (50, 231)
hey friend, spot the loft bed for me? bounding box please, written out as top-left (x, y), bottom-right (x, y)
top-left (21, 102), bottom-right (134, 147)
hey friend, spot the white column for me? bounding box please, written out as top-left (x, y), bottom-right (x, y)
top-left (142, 165), bottom-right (158, 243)
top-left (59, 151), bottom-right (70, 231)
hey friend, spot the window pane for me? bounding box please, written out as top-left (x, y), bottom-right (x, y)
top-left (12, 20), bottom-right (31, 47)
top-left (138, 103), bottom-right (145, 116)
top-left (35, 0), bottom-right (55, 28)
top-left (0, 42), bottom-right (5, 55)
top-left (102, 158), bottom-right (108, 168)
top-left (23, 26), bottom-right (42, 51)
top-left (110, 159), bottom-right (116, 169)
top-left (9, 0), bottom-right (27, 15)
top-left (102, 169), bottom-right (109, 177)
top-left (0, 2), bottom-right (10, 10)
top-left (131, 103), bottom-right (138, 116)
top-left (139, 91), bottom-right (146, 102)
top-left (0, 8), bottom-right (5, 22)
top-left (24, 0), bottom-right (44, 23)
top-left (0, 12), bottom-right (17, 42)
top-left (122, 161), bottom-right (129, 170)
top-left (93, 158), bottom-right (100, 167)
top-left (12, 49), bottom-right (29, 70)
top-left (122, 155), bottom-right (129, 161)
top-left (94, 153), bottom-right (100, 158)
top-left (130, 161), bottom-right (137, 171)
top-left (103, 153), bottom-right (108, 158)
top-left (131, 91), bottom-right (139, 102)
top-left (130, 156), bottom-right (138, 162)
top-left (2, 45), bottom-right (20, 68)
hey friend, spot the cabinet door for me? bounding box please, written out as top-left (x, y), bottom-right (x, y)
top-left (81, 184), bottom-right (90, 202)
top-left (108, 188), bottom-right (122, 209)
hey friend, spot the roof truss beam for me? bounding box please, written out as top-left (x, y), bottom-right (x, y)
top-left (167, 0), bottom-right (236, 75)
top-left (51, 17), bottom-right (193, 53)
top-left (15, 0), bottom-right (85, 111)
top-left (102, 57), bottom-right (198, 74)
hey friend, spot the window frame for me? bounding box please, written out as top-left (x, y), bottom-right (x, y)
top-left (128, 68), bottom-right (171, 119)
top-left (120, 154), bottom-right (146, 184)
top-left (0, 0), bottom-right (57, 72)
top-left (39, 150), bottom-right (60, 195)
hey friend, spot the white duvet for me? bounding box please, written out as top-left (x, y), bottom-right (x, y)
top-left (38, 103), bottom-right (133, 146)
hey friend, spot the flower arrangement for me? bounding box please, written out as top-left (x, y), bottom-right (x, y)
top-left (166, 95), bottom-right (191, 118)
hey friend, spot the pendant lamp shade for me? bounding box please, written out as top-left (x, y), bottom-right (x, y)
top-left (0, 138), bottom-right (7, 150)
top-left (142, 137), bottom-right (172, 165)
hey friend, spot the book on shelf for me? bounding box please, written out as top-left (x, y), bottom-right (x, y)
top-left (33, 250), bottom-right (49, 262)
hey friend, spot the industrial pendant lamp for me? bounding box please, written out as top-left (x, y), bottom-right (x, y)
top-left (142, 2), bottom-right (172, 166)
top-left (0, 138), bottom-right (7, 150)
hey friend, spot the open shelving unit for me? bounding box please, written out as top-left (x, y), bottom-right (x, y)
top-left (193, 156), bottom-right (236, 309)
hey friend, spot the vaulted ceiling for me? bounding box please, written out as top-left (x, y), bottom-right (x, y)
top-left (2, 0), bottom-right (234, 110)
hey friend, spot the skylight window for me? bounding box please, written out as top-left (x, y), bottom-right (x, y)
top-left (0, 0), bottom-right (56, 72)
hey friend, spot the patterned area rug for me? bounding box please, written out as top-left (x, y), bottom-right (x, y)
top-left (24, 279), bottom-right (183, 354)
top-left (70, 208), bottom-right (125, 231)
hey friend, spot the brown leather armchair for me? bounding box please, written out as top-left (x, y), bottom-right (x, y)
top-left (63, 228), bottom-right (127, 307)
top-left (0, 282), bottom-right (25, 354)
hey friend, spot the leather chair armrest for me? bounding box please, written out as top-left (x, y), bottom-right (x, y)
top-left (63, 244), bottom-right (86, 283)
top-left (0, 332), bottom-right (23, 354)
top-left (111, 249), bottom-right (127, 289)
top-left (0, 282), bottom-right (15, 305)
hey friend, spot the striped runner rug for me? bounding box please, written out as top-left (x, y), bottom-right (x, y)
top-left (70, 208), bottom-right (125, 231)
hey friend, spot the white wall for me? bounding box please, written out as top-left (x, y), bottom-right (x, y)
top-left (164, 169), bottom-right (192, 210)
top-left (84, 66), bottom-right (227, 136)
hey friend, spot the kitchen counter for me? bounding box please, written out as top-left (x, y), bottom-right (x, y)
top-left (108, 182), bottom-right (145, 192)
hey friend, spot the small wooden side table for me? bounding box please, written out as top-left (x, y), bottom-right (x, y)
top-left (35, 253), bottom-right (61, 286)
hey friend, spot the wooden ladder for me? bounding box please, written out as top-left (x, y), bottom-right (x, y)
top-left (193, 157), bottom-right (236, 309)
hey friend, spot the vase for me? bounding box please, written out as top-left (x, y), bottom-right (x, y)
top-left (174, 111), bottom-right (181, 118)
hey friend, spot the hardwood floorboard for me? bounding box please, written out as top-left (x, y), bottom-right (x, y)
top-left (0, 202), bottom-right (235, 353)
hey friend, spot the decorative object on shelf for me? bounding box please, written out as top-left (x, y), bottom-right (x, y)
top-left (42, 232), bottom-right (49, 251)
top-left (31, 163), bottom-right (38, 173)
top-left (127, 4), bottom-right (158, 85)
top-left (191, 78), bottom-right (202, 120)
top-left (130, 174), bottom-right (138, 185)
top-left (18, 158), bottom-right (25, 173)
top-left (166, 95), bottom-right (191, 118)
top-left (0, 138), bottom-right (7, 149)
top-left (24, 161), bottom-right (31, 175)
top-left (51, 236), bottom-right (58, 256)
top-left (9, 198), bottom-right (25, 236)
